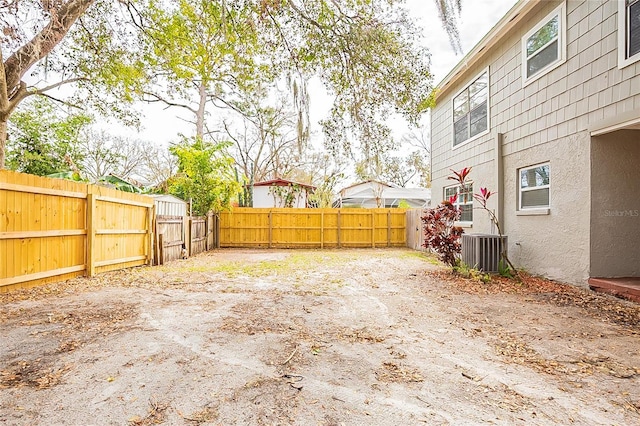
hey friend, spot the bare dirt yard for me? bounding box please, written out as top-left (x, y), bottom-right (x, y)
top-left (1, 248), bottom-right (640, 425)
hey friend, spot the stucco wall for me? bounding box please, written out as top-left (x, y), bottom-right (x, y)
top-left (590, 130), bottom-right (640, 278)
top-left (430, 0), bottom-right (640, 284)
top-left (252, 186), bottom-right (307, 208)
top-left (502, 132), bottom-right (591, 285)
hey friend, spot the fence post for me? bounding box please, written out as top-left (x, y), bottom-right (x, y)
top-left (371, 210), bottom-right (375, 248)
top-left (153, 208), bottom-right (160, 265)
top-left (158, 233), bottom-right (164, 265)
top-left (215, 214), bottom-right (221, 249)
top-left (86, 193), bottom-right (96, 277)
top-left (337, 210), bottom-right (341, 248)
top-left (211, 214), bottom-right (215, 249)
top-left (185, 216), bottom-right (193, 257)
top-left (147, 205), bottom-right (155, 265)
top-left (205, 213), bottom-right (211, 250)
top-left (387, 210), bottom-right (391, 247)
top-left (320, 211), bottom-right (324, 249)
top-left (268, 211), bottom-right (273, 248)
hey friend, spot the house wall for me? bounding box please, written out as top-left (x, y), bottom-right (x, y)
top-left (252, 186), bottom-right (307, 208)
top-left (431, 0), bottom-right (640, 285)
top-left (590, 130), bottom-right (640, 278)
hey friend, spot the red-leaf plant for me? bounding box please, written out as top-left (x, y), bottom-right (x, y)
top-left (449, 167), bottom-right (520, 279)
top-left (421, 176), bottom-right (467, 267)
top-left (421, 199), bottom-right (464, 267)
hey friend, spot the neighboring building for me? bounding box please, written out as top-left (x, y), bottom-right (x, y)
top-left (95, 174), bottom-right (144, 193)
top-left (336, 180), bottom-right (431, 208)
top-left (152, 194), bottom-right (188, 217)
top-left (430, 0), bottom-right (640, 285)
top-left (252, 178), bottom-right (315, 208)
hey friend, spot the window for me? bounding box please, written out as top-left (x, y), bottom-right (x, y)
top-left (453, 71), bottom-right (489, 148)
top-left (618, 0), bottom-right (640, 68)
top-left (519, 163), bottom-right (550, 210)
top-left (522, 3), bottom-right (566, 85)
top-left (445, 183), bottom-right (473, 222)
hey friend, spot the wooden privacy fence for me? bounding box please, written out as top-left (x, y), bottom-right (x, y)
top-left (1, 170), bottom-right (154, 291)
top-left (219, 208), bottom-right (406, 248)
top-left (1, 170), bottom-right (425, 291)
top-left (406, 208), bottom-right (426, 251)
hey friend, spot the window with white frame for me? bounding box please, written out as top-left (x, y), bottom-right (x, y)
top-left (453, 71), bottom-right (488, 148)
top-left (522, 2), bottom-right (566, 85)
top-left (519, 163), bottom-right (550, 210)
top-left (618, 0), bottom-right (640, 68)
top-left (445, 183), bottom-right (473, 222)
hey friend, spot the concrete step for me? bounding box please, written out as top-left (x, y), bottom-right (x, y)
top-left (589, 277), bottom-right (640, 303)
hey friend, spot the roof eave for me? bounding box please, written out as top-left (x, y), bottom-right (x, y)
top-left (435, 0), bottom-right (541, 101)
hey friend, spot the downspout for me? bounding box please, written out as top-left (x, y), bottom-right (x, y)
top-left (494, 133), bottom-right (504, 233)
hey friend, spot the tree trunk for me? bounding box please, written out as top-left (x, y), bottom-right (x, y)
top-left (195, 82), bottom-right (206, 139)
top-left (0, 118), bottom-right (6, 169)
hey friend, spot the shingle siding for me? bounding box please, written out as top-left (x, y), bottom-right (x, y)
top-left (433, 0), bottom-right (638, 186)
top-left (430, 0), bottom-right (640, 284)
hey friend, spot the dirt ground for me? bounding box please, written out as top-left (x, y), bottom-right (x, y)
top-left (1, 248), bottom-right (640, 425)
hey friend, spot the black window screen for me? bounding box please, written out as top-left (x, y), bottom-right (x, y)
top-left (630, 0), bottom-right (640, 57)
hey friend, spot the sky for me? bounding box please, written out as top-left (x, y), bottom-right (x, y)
top-left (115, 0), bottom-right (520, 146)
top-left (407, 0), bottom-right (519, 85)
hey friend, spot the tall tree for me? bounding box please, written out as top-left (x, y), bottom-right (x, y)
top-left (141, 0), bottom-right (437, 166)
top-left (139, 145), bottom-right (178, 189)
top-left (261, 0), bottom-right (435, 163)
top-left (377, 151), bottom-right (431, 188)
top-left (79, 129), bottom-right (122, 180)
top-left (79, 130), bottom-right (154, 182)
top-left (141, 0), bottom-right (261, 139)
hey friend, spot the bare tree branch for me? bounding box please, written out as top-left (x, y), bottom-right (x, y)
top-left (4, 0), bottom-right (96, 95)
top-left (142, 91), bottom-right (198, 114)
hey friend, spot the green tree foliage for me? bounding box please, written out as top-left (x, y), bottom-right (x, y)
top-left (0, 0), bottom-right (148, 169)
top-left (262, 1), bottom-right (434, 162)
top-left (141, 0), bottom-right (262, 138)
top-left (139, 0), bottom-right (434, 168)
top-left (374, 151), bottom-right (430, 188)
top-left (6, 97), bottom-right (92, 176)
top-left (1, 0), bottom-right (463, 170)
top-left (168, 137), bottom-right (240, 215)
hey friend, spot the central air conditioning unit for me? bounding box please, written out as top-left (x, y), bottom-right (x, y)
top-left (461, 234), bottom-right (507, 272)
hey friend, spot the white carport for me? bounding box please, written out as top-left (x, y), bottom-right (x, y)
top-left (336, 180), bottom-right (430, 208)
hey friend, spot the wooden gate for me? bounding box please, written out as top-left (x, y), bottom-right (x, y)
top-left (189, 216), bottom-right (207, 256)
top-left (406, 209), bottom-right (426, 251)
top-left (156, 215), bottom-right (184, 264)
